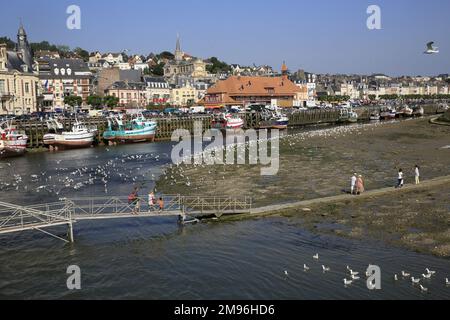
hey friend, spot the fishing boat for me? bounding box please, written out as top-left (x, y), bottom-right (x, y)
top-left (0, 120), bottom-right (28, 158)
top-left (337, 108), bottom-right (358, 124)
top-left (369, 112), bottom-right (381, 121)
top-left (211, 113), bottom-right (244, 130)
top-left (412, 106), bottom-right (424, 117)
top-left (398, 105), bottom-right (413, 117)
top-left (43, 118), bottom-right (97, 149)
top-left (272, 115), bottom-right (289, 129)
top-left (436, 103), bottom-right (449, 114)
top-left (103, 113), bottom-right (157, 144)
top-left (380, 107), bottom-right (397, 120)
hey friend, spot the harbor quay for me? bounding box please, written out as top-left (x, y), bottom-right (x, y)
top-left (4, 103), bottom-right (445, 150)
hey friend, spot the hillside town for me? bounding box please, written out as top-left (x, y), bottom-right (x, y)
top-left (1, 23), bottom-right (450, 116)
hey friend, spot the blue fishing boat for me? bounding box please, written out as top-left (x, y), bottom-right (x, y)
top-left (103, 113), bottom-right (157, 143)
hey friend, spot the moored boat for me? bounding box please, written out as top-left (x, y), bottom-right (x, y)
top-left (412, 106), bottom-right (424, 117)
top-left (380, 107), bottom-right (397, 120)
top-left (436, 103), bottom-right (449, 114)
top-left (0, 121), bottom-right (28, 158)
top-left (103, 113), bottom-right (157, 144)
top-left (338, 108), bottom-right (358, 123)
top-left (272, 115), bottom-right (289, 129)
top-left (43, 118), bottom-right (97, 149)
top-left (211, 113), bottom-right (244, 130)
top-left (398, 105), bottom-right (413, 117)
top-left (369, 113), bottom-right (381, 121)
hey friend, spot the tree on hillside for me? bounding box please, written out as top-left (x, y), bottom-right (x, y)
top-left (74, 47), bottom-right (90, 61)
top-left (157, 51), bottom-right (174, 61)
top-left (151, 62), bottom-right (165, 76)
top-left (206, 57), bottom-right (231, 74)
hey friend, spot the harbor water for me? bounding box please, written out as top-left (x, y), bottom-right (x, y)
top-left (0, 129), bottom-right (449, 300)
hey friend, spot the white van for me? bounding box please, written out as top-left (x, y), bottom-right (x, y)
top-left (190, 106), bottom-right (205, 114)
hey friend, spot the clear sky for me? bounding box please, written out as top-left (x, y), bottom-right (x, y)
top-left (1, 0), bottom-right (449, 76)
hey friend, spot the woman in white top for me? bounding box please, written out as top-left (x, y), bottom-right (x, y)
top-left (397, 169), bottom-right (404, 188)
top-left (415, 165), bottom-right (420, 185)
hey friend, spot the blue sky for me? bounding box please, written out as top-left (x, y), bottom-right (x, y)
top-left (1, 0), bottom-right (449, 76)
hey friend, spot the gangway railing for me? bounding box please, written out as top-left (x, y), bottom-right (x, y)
top-left (0, 195), bottom-right (253, 243)
top-left (0, 200), bottom-right (74, 242)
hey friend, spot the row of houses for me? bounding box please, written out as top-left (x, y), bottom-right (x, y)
top-left (315, 74), bottom-right (450, 99)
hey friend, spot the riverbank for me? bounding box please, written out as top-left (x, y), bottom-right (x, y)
top-left (155, 117), bottom-right (450, 257)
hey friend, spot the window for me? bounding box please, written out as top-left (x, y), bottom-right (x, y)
top-left (25, 83), bottom-right (30, 94)
top-left (0, 80), bottom-right (5, 94)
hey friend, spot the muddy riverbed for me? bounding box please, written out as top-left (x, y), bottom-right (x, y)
top-left (156, 118), bottom-right (450, 257)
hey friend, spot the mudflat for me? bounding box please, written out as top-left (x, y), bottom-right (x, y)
top-left (156, 117), bottom-right (450, 256)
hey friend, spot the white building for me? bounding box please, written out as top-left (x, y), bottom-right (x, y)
top-left (144, 76), bottom-right (170, 105)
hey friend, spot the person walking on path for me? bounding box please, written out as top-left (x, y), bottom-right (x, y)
top-left (415, 165), bottom-right (420, 185)
top-left (351, 173), bottom-right (357, 195)
top-left (158, 197), bottom-right (164, 213)
top-left (396, 169), bottom-right (404, 188)
top-left (128, 187), bottom-right (140, 215)
top-left (148, 191), bottom-right (156, 209)
top-left (356, 175), bottom-right (365, 195)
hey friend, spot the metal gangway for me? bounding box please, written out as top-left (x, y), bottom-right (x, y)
top-left (0, 195), bottom-right (252, 243)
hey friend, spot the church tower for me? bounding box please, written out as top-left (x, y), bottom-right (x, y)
top-left (16, 23), bottom-right (33, 70)
top-left (174, 34), bottom-right (183, 62)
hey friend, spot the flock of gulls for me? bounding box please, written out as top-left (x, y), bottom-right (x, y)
top-left (283, 253), bottom-right (449, 293)
top-left (0, 118), bottom-right (402, 198)
top-left (0, 152), bottom-right (170, 197)
top-left (165, 120), bottom-right (401, 188)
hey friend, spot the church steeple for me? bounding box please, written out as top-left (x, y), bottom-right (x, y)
top-left (16, 22), bottom-right (33, 70)
top-left (175, 34), bottom-right (183, 61)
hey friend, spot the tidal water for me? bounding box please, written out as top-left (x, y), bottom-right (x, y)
top-left (0, 131), bottom-right (449, 300)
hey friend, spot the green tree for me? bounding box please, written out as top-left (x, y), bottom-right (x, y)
top-left (206, 57), bottom-right (231, 74)
top-left (74, 47), bottom-right (90, 61)
top-left (103, 96), bottom-right (119, 108)
top-left (158, 51), bottom-right (175, 60)
top-left (87, 95), bottom-right (103, 108)
top-left (151, 62), bottom-right (165, 76)
top-left (0, 37), bottom-right (16, 50)
top-left (64, 95), bottom-right (83, 107)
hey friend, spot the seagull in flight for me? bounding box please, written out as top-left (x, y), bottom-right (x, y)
top-left (424, 42), bottom-right (439, 54)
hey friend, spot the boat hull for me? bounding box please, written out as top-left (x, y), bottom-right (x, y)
top-left (44, 133), bottom-right (95, 149)
top-left (0, 140), bottom-right (27, 158)
top-left (103, 130), bottom-right (156, 143)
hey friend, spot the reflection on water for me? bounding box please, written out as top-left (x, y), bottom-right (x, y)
top-left (0, 129), bottom-right (449, 299)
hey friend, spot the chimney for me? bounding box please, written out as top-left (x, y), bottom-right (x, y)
top-left (0, 43), bottom-right (7, 71)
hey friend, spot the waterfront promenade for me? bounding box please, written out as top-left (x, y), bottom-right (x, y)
top-left (248, 175), bottom-right (450, 217)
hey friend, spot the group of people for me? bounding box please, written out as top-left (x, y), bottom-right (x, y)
top-left (396, 165), bottom-right (421, 188)
top-left (350, 165), bottom-right (421, 195)
top-left (350, 173), bottom-right (365, 195)
top-left (128, 188), bottom-right (164, 215)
